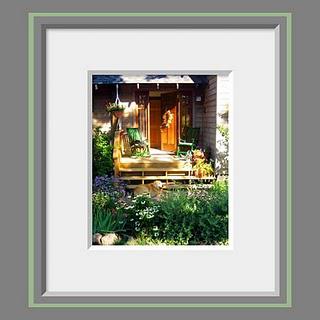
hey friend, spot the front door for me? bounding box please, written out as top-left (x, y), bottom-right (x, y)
top-left (149, 98), bottom-right (161, 149)
top-left (160, 92), bottom-right (177, 152)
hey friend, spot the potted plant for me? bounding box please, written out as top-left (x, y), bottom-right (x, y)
top-left (191, 149), bottom-right (214, 178)
top-left (106, 102), bottom-right (126, 118)
top-left (193, 161), bottom-right (214, 178)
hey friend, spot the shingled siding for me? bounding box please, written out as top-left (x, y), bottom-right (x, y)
top-left (216, 73), bottom-right (231, 126)
top-left (202, 76), bottom-right (217, 159)
top-left (194, 102), bottom-right (205, 146)
top-left (215, 73), bottom-right (231, 174)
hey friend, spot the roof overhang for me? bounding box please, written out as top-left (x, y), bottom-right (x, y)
top-left (92, 75), bottom-right (209, 85)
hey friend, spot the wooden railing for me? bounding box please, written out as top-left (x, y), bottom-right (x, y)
top-left (113, 131), bottom-right (122, 177)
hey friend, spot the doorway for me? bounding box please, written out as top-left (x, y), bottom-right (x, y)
top-left (160, 91), bottom-right (178, 152)
top-left (149, 98), bottom-right (161, 149)
top-left (147, 90), bottom-right (193, 153)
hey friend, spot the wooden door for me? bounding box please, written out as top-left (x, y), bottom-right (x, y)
top-left (160, 92), bottom-right (178, 152)
top-left (149, 99), bottom-right (161, 148)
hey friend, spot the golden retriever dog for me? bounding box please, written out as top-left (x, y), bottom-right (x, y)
top-left (133, 180), bottom-right (163, 199)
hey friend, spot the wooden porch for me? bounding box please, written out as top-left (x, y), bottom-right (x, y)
top-left (113, 131), bottom-right (214, 189)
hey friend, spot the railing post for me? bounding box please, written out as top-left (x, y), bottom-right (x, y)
top-left (113, 130), bottom-right (122, 177)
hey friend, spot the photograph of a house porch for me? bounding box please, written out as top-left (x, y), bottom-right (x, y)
top-left (91, 74), bottom-right (230, 246)
top-left (92, 74), bottom-right (230, 185)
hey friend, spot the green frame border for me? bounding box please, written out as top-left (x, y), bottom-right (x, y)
top-left (28, 12), bottom-right (292, 308)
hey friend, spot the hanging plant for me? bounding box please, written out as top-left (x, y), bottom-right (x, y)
top-left (161, 110), bottom-right (174, 129)
top-left (106, 102), bottom-right (126, 117)
top-left (106, 84), bottom-right (126, 145)
top-left (106, 84), bottom-right (126, 118)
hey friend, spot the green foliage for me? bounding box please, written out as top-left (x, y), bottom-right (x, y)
top-left (192, 149), bottom-right (214, 178)
top-left (92, 127), bottom-right (113, 178)
top-left (126, 233), bottom-right (172, 246)
top-left (121, 194), bottom-right (162, 238)
top-left (131, 148), bottom-right (150, 158)
top-left (92, 180), bottom-right (229, 245)
top-left (158, 182), bottom-right (228, 245)
top-left (193, 161), bottom-right (214, 177)
top-left (216, 125), bottom-right (229, 175)
top-left (92, 191), bottom-right (125, 234)
top-left (217, 125), bottom-right (229, 141)
top-left (106, 102), bottom-right (126, 112)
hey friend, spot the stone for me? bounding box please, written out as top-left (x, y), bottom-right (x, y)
top-left (92, 233), bottom-right (102, 245)
top-left (100, 233), bottom-right (118, 245)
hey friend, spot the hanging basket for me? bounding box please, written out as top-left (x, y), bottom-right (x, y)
top-left (113, 110), bottom-right (124, 118)
top-left (105, 84), bottom-right (125, 118)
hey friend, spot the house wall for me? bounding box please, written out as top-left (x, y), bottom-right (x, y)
top-left (92, 91), bottom-right (111, 132)
top-left (216, 73), bottom-right (231, 126)
top-left (215, 73), bottom-right (231, 175)
top-left (202, 75), bottom-right (217, 159)
top-left (92, 85), bottom-right (138, 132)
top-left (195, 74), bottom-right (231, 168)
top-left (193, 101), bottom-right (204, 147)
top-left (92, 82), bottom-right (223, 157)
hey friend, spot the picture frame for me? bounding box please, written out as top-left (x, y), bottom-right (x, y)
top-left (6, 1), bottom-right (320, 319)
top-left (27, 12), bottom-right (291, 307)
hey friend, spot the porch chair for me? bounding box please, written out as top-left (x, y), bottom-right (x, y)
top-left (177, 127), bottom-right (200, 157)
top-left (126, 127), bottom-right (150, 156)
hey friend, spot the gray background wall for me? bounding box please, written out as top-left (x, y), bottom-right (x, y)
top-left (0, 1), bottom-right (320, 319)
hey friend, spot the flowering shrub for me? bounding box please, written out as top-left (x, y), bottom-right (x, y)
top-left (93, 175), bottom-right (126, 200)
top-left (122, 194), bottom-right (162, 238)
top-left (92, 176), bottom-right (228, 245)
top-left (191, 149), bottom-right (214, 178)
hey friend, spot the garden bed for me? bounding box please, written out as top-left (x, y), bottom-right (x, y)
top-left (92, 176), bottom-right (228, 246)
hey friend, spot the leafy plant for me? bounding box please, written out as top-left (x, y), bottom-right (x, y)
top-left (157, 182), bottom-right (228, 245)
top-left (130, 147), bottom-right (150, 158)
top-left (191, 149), bottom-right (214, 178)
top-left (92, 178), bottom-right (228, 245)
top-left (92, 127), bottom-right (113, 178)
top-left (126, 233), bottom-right (174, 246)
top-left (193, 161), bottom-right (214, 178)
top-left (92, 206), bottom-right (126, 234)
top-left (92, 191), bottom-right (126, 234)
top-left (106, 102), bottom-right (126, 113)
top-left (122, 194), bottom-right (162, 238)
top-left (216, 125), bottom-right (229, 176)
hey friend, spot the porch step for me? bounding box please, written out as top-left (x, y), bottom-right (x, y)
top-left (126, 183), bottom-right (215, 190)
top-left (119, 167), bottom-right (192, 172)
top-left (120, 172), bottom-right (189, 177)
top-left (119, 175), bottom-right (197, 181)
top-left (119, 157), bottom-right (190, 169)
top-left (119, 163), bottom-right (191, 169)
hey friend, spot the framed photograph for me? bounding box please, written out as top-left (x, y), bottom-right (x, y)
top-left (90, 72), bottom-right (229, 248)
top-left (28, 12), bottom-right (291, 307)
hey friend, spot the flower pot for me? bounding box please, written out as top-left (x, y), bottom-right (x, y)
top-left (113, 110), bottom-right (124, 118)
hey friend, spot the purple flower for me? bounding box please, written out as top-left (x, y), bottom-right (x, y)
top-left (93, 175), bottom-right (127, 198)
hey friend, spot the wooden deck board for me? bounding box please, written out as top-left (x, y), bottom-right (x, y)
top-left (119, 167), bottom-right (192, 172)
top-left (125, 182), bottom-right (215, 189)
top-left (119, 175), bottom-right (215, 181)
